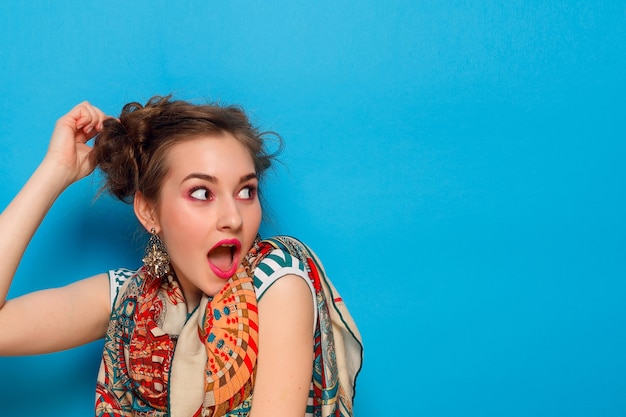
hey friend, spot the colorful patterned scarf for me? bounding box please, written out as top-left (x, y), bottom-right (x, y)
top-left (95, 236), bottom-right (363, 417)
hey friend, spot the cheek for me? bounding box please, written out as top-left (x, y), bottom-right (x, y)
top-left (158, 202), bottom-right (204, 245)
top-left (241, 202), bottom-right (262, 244)
top-left (249, 203), bottom-right (262, 230)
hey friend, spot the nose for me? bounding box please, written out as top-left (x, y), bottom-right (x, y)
top-left (216, 197), bottom-right (243, 231)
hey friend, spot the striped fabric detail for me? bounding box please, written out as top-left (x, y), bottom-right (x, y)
top-left (253, 248), bottom-right (317, 328)
top-left (108, 267), bottom-right (136, 308)
top-left (108, 248), bottom-right (314, 322)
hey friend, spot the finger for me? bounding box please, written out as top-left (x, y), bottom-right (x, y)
top-left (80, 106), bottom-right (99, 135)
top-left (73, 105), bottom-right (93, 132)
top-left (84, 108), bottom-right (109, 140)
top-left (73, 102), bottom-right (106, 139)
top-left (85, 105), bottom-right (109, 134)
top-left (92, 106), bottom-right (107, 129)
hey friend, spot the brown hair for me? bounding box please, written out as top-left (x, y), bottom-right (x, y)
top-left (92, 95), bottom-right (281, 203)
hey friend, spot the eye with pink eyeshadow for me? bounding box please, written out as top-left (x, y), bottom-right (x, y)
top-left (189, 187), bottom-right (212, 201)
top-left (237, 185), bottom-right (257, 201)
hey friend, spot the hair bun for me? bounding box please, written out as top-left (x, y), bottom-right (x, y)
top-left (92, 95), bottom-right (280, 204)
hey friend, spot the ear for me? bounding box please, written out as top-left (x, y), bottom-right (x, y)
top-left (134, 191), bottom-right (160, 233)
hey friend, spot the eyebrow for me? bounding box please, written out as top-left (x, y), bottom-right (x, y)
top-left (181, 172), bottom-right (258, 184)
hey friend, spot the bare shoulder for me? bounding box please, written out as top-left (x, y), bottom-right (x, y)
top-left (258, 274), bottom-right (314, 316)
top-left (255, 273), bottom-right (314, 361)
top-left (252, 274), bottom-right (314, 416)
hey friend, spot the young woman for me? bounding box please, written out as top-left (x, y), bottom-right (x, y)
top-left (0, 96), bottom-right (362, 417)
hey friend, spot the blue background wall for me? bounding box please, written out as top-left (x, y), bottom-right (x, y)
top-left (1, 2), bottom-right (625, 416)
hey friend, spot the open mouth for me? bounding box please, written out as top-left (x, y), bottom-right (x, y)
top-left (207, 239), bottom-right (241, 279)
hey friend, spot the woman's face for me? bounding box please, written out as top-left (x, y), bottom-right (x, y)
top-left (152, 133), bottom-right (262, 301)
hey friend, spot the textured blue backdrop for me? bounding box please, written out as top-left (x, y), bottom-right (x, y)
top-left (0, 1), bottom-right (625, 416)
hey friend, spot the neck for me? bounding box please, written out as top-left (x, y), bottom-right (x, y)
top-left (180, 283), bottom-right (202, 313)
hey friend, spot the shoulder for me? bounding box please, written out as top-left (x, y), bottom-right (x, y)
top-left (254, 247), bottom-right (306, 287)
top-left (254, 236), bottom-right (320, 328)
top-left (253, 246), bottom-right (308, 301)
top-left (108, 267), bottom-right (137, 286)
top-left (107, 267), bottom-right (139, 308)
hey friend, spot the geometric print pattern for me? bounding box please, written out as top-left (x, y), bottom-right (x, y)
top-left (95, 236), bottom-right (362, 417)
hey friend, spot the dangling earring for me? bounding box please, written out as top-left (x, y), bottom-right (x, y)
top-left (142, 228), bottom-right (171, 278)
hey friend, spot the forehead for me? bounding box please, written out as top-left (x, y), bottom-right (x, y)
top-left (165, 133), bottom-right (256, 176)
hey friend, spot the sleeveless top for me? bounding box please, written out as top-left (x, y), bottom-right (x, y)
top-left (107, 248), bottom-right (317, 328)
top-left (95, 236), bottom-right (363, 417)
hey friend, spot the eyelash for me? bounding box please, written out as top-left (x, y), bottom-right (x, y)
top-left (238, 185), bottom-right (257, 200)
top-left (189, 187), bottom-right (212, 201)
top-left (188, 185), bottom-right (257, 201)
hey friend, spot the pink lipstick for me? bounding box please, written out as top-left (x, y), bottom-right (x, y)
top-left (207, 239), bottom-right (241, 279)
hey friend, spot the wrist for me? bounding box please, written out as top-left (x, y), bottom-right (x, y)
top-left (37, 157), bottom-right (76, 192)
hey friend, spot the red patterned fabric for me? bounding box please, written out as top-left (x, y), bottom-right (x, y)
top-left (96, 261), bottom-right (258, 416)
top-left (95, 236), bottom-right (363, 417)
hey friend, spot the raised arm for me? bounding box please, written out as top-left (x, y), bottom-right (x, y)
top-left (0, 102), bottom-right (111, 355)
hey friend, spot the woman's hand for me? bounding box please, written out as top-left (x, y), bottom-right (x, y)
top-left (0, 101), bottom-right (108, 311)
top-left (44, 101), bottom-right (108, 185)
